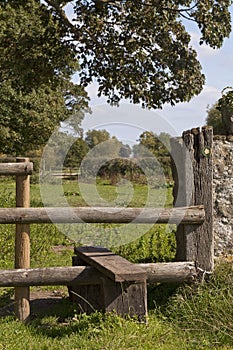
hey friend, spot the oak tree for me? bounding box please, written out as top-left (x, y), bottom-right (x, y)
top-left (1, 0), bottom-right (232, 155)
top-left (45, 0), bottom-right (232, 108)
top-left (206, 88), bottom-right (233, 135)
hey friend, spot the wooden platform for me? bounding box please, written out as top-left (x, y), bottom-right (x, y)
top-left (69, 246), bottom-right (148, 322)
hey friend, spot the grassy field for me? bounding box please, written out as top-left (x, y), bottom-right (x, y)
top-left (0, 179), bottom-right (232, 349)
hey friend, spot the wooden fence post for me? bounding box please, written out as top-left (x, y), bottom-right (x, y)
top-left (171, 127), bottom-right (214, 271)
top-left (14, 157), bottom-right (30, 321)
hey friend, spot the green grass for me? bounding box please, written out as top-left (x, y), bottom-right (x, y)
top-left (0, 311), bottom-right (196, 350)
top-left (0, 262), bottom-right (232, 349)
top-left (38, 178), bottom-right (173, 208)
top-left (0, 179), bottom-right (232, 349)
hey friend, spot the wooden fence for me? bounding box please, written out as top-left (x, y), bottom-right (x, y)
top-left (0, 127), bottom-right (213, 322)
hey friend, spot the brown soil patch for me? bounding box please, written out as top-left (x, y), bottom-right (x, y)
top-left (0, 289), bottom-right (69, 318)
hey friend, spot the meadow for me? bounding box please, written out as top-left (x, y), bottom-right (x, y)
top-left (0, 178), bottom-right (232, 350)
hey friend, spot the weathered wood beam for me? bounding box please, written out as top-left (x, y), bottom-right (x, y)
top-left (171, 127), bottom-right (214, 271)
top-left (0, 262), bottom-right (197, 287)
top-left (0, 205), bottom-right (204, 224)
top-left (0, 162), bottom-right (33, 175)
top-left (14, 157), bottom-right (31, 322)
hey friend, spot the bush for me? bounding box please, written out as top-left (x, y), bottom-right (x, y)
top-left (113, 224), bottom-right (176, 263)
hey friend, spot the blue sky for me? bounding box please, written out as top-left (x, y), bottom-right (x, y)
top-left (67, 5), bottom-right (233, 142)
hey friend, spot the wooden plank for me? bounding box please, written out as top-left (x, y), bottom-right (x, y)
top-left (101, 278), bottom-right (148, 322)
top-left (0, 262), bottom-right (197, 287)
top-left (171, 137), bottom-right (191, 260)
top-left (0, 205), bottom-right (205, 224)
top-left (0, 162), bottom-right (33, 175)
top-left (75, 246), bottom-right (146, 282)
top-left (14, 157), bottom-right (31, 322)
top-left (69, 283), bottom-right (104, 314)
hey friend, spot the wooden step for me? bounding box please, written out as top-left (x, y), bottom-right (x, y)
top-left (75, 246), bottom-right (146, 282)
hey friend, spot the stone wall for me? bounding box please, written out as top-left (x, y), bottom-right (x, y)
top-left (213, 135), bottom-right (233, 255)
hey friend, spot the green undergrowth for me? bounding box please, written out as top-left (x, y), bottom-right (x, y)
top-left (0, 311), bottom-right (196, 350)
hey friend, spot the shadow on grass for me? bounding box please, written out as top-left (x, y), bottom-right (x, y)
top-left (28, 298), bottom-right (109, 339)
top-left (147, 282), bottom-right (182, 311)
top-left (0, 282), bottom-right (183, 341)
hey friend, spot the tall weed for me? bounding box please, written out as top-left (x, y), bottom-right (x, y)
top-left (163, 261), bottom-right (233, 348)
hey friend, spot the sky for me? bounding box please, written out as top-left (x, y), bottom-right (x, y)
top-left (66, 4), bottom-right (233, 143)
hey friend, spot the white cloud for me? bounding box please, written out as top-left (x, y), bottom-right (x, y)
top-left (189, 32), bottom-right (219, 58)
top-left (159, 85), bottom-right (221, 133)
top-left (80, 84), bottom-right (222, 141)
top-left (81, 103), bottom-right (180, 143)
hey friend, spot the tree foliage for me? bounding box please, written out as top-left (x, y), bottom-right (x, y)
top-left (217, 87), bottom-right (233, 135)
top-left (1, 0), bottom-right (232, 155)
top-left (133, 131), bottom-right (172, 178)
top-left (64, 136), bottom-right (89, 169)
top-left (206, 104), bottom-right (226, 135)
top-left (0, 0), bottom-right (89, 155)
top-left (134, 131), bottom-right (171, 158)
top-left (85, 129), bottom-right (111, 148)
top-left (206, 88), bottom-right (233, 135)
top-left (45, 0), bottom-right (232, 108)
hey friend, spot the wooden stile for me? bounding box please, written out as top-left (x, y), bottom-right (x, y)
top-left (70, 247), bottom-right (148, 322)
top-left (0, 126), bottom-right (215, 322)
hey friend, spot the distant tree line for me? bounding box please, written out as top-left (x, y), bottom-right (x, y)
top-left (32, 128), bottom-right (172, 184)
top-left (63, 129), bottom-right (172, 184)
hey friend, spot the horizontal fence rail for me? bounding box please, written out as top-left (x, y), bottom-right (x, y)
top-left (0, 262), bottom-right (197, 287)
top-left (0, 162), bottom-right (33, 175)
top-left (0, 205), bottom-right (205, 224)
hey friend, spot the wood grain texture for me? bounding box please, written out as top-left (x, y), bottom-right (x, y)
top-left (75, 246), bottom-right (146, 282)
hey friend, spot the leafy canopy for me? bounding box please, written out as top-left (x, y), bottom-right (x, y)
top-left (45, 0), bottom-right (232, 108)
top-left (1, 0), bottom-right (232, 155)
top-left (0, 0), bottom-right (89, 155)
